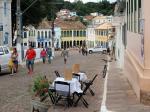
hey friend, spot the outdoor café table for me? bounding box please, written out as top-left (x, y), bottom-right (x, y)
top-left (53, 77), bottom-right (83, 94)
top-left (76, 72), bottom-right (87, 82)
top-left (52, 77), bottom-right (89, 108)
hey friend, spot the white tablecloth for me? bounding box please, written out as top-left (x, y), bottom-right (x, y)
top-left (76, 72), bottom-right (87, 81)
top-left (53, 77), bottom-right (83, 94)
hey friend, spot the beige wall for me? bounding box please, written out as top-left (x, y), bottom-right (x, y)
top-left (125, 0), bottom-right (150, 104)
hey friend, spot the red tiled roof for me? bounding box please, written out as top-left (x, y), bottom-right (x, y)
top-left (55, 20), bottom-right (86, 30)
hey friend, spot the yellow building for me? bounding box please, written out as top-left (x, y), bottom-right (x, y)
top-left (56, 20), bottom-right (86, 48)
top-left (95, 22), bottom-right (114, 47)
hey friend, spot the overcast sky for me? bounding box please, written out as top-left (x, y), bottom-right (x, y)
top-left (64, 0), bottom-right (116, 3)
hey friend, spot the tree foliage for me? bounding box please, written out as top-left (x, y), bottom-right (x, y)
top-left (12, 0), bottom-right (115, 27)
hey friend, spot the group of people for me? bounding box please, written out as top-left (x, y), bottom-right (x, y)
top-left (40, 47), bottom-right (52, 64)
top-left (9, 46), bottom-right (52, 75)
top-left (79, 46), bottom-right (88, 56)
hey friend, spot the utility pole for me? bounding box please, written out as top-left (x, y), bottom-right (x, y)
top-left (16, 0), bottom-right (24, 62)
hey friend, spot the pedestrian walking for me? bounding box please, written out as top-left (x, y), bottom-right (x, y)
top-left (46, 47), bottom-right (52, 64)
top-left (11, 47), bottom-right (18, 73)
top-left (81, 46), bottom-right (85, 56)
top-left (61, 48), bottom-right (69, 64)
top-left (40, 48), bottom-right (47, 64)
top-left (25, 45), bottom-right (36, 74)
top-left (85, 46), bottom-right (88, 56)
top-left (107, 47), bottom-right (111, 55)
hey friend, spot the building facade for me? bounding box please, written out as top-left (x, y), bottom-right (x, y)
top-left (95, 23), bottom-right (113, 48)
top-left (0, 0), bottom-right (12, 47)
top-left (56, 20), bottom-right (86, 48)
top-left (125, 0), bottom-right (150, 104)
top-left (92, 16), bottom-right (113, 25)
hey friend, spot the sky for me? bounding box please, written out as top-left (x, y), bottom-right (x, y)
top-left (64, 0), bottom-right (117, 3)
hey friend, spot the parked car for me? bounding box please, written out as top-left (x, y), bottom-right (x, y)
top-left (88, 46), bottom-right (107, 54)
top-left (0, 46), bottom-right (12, 73)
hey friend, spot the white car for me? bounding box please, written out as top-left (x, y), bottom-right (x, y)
top-left (88, 46), bottom-right (107, 54)
top-left (0, 46), bottom-right (12, 73)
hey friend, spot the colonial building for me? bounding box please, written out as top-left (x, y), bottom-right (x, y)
top-left (125, 0), bottom-right (150, 104)
top-left (86, 22), bottom-right (114, 48)
top-left (36, 20), bottom-right (52, 48)
top-left (95, 22), bottom-right (114, 48)
top-left (92, 16), bottom-right (113, 25)
top-left (56, 20), bottom-right (86, 48)
top-left (0, 0), bottom-right (12, 47)
top-left (22, 20), bottom-right (61, 49)
top-left (22, 25), bottom-right (36, 49)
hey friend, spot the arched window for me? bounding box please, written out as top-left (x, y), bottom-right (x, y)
top-left (77, 31), bottom-right (79, 37)
top-left (67, 31), bottom-right (69, 37)
top-left (38, 31), bottom-right (40, 38)
top-left (41, 31), bottom-right (44, 38)
top-left (45, 31), bottom-right (47, 38)
top-left (80, 31), bottom-right (82, 37)
top-left (34, 30), bottom-right (35, 36)
top-left (64, 31), bottom-right (67, 37)
top-left (49, 31), bottom-right (51, 38)
top-left (29, 31), bottom-right (31, 36)
top-left (73, 31), bottom-right (76, 37)
top-left (83, 30), bottom-right (86, 36)
top-left (31, 30), bottom-right (33, 36)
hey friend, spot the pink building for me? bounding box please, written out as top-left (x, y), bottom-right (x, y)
top-left (125, 0), bottom-right (150, 104)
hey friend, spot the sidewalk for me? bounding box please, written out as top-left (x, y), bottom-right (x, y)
top-left (106, 60), bottom-right (150, 112)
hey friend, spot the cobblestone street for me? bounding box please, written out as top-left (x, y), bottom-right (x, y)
top-left (0, 50), bottom-right (105, 112)
top-left (0, 50), bottom-right (150, 112)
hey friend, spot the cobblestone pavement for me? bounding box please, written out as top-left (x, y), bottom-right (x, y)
top-left (0, 50), bottom-right (105, 112)
top-left (0, 50), bottom-right (150, 112)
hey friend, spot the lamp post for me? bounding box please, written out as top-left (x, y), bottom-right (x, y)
top-left (16, 0), bottom-right (38, 63)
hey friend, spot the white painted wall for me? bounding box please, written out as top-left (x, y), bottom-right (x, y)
top-left (0, 0), bottom-right (12, 47)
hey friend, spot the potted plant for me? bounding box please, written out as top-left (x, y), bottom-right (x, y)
top-left (31, 75), bottom-right (51, 112)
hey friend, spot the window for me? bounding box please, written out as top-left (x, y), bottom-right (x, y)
top-left (61, 31), bottom-right (63, 37)
top-left (24, 32), bottom-right (27, 38)
top-left (73, 31), bottom-right (76, 36)
top-left (70, 31), bottom-right (72, 36)
top-left (80, 31), bottom-right (82, 37)
top-left (34, 30), bottom-right (35, 36)
top-left (83, 30), bottom-right (86, 36)
top-left (64, 31), bottom-right (67, 37)
top-left (24, 43), bottom-right (27, 46)
top-left (38, 31), bottom-right (40, 38)
top-left (67, 31), bottom-right (69, 37)
top-left (45, 31), bottom-right (47, 38)
top-left (4, 2), bottom-right (7, 16)
top-left (49, 31), bottom-right (51, 38)
top-left (77, 31), bottom-right (79, 37)
top-left (41, 31), bottom-right (44, 38)
top-left (134, 0), bottom-right (137, 11)
top-left (138, 0), bottom-right (141, 8)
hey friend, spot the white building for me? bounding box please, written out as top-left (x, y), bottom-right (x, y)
top-left (86, 15), bottom-right (114, 48)
top-left (0, 0), bottom-right (12, 47)
top-left (54, 26), bottom-right (61, 49)
top-left (92, 16), bottom-right (113, 25)
top-left (22, 25), bottom-right (36, 49)
top-left (22, 20), bottom-right (61, 49)
top-left (86, 24), bottom-right (97, 47)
